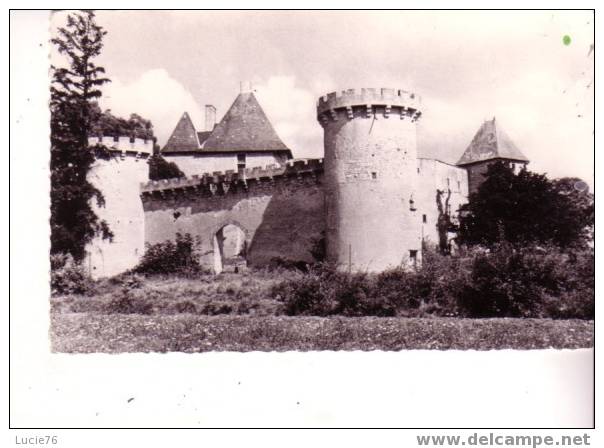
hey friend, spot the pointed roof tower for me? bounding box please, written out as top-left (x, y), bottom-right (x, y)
top-left (162, 112), bottom-right (200, 153)
top-left (456, 117), bottom-right (529, 166)
top-left (202, 91), bottom-right (290, 153)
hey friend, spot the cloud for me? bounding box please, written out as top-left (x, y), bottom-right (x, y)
top-left (99, 69), bottom-right (204, 146)
top-left (254, 76), bottom-right (323, 159)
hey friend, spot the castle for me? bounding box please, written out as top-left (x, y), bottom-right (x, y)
top-left (84, 84), bottom-right (529, 278)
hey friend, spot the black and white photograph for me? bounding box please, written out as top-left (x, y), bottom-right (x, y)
top-left (9, 7), bottom-right (596, 435)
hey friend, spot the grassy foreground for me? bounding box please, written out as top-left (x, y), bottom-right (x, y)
top-left (50, 314), bottom-right (593, 353)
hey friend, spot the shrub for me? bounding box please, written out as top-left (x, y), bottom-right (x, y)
top-left (272, 265), bottom-right (333, 315)
top-left (200, 301), bottom-right (233, 315)
top-left (106, 272), bottom-right (145, 289)
top-left (174, 300), bottom-right (197, 314)
top-left (271, 244), bottom-right (593, 319)
top-left (50, 253), bottom-right (94, 296)
top-left (105, 288), bottom-right (154, 315)
top-left (268, 257), bottom-right (310, 272)
top-left (134, 233), bottom-right (204, 275)
top-left (541, 247), bottom-right (594, 319)
top-left (455, 243), bottom-right (593, 318)
top-left (148, 154), bottom-right (185, 181)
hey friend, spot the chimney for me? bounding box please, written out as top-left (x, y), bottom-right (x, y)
top-left (205, 105), bottom-right (216, 132)
top-left (240, 80), bottom-right (253, 93)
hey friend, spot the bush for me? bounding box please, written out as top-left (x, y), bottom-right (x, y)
top-left (134, 233), bottom-right (204, 275)
top-left (272, 265), bottom-right (332, 315)
top-left (174, 300), bottom-right (197, 314)
top-left (268, 257), bottom-right (310, 272)
top-left (200, 301), bottom-right (233, 315)
top-left (50, 253), bottom-right (94, 296)
top-left (455, 243), bottom-right (592, 318)
top-left (148, 154), bottom-right (185, 181)
top-left (105, 288), bottom-right (154, 315)
top-left (272, 244), bottom-right (594, 319)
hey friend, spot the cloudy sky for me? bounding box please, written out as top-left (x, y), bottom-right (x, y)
top-left (52, 10), bottom-right (593, 184)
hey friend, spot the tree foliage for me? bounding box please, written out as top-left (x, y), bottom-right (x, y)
top-left (89, 102), bottom-right (155, 140)
top-left (148, 154), bottom-right (185, 181)
top-left (457, 162), bottom-right (593, 249)
top-left (50, 10), bottom-right (112, 261)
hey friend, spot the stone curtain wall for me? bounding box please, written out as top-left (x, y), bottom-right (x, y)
top-left (141, 160), bottom-right (325, 272)
top-left (416, 159), bottom-right (469, 249)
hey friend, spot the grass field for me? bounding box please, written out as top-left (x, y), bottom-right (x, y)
top-left (50, 271), bottom-right (594, 352)
top-left (51, 314), bottom-right (593, 353)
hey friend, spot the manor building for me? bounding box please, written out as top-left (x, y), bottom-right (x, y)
top-left (161, 82), bottom-right (292, 177)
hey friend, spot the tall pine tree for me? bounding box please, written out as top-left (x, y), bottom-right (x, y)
top-left (50, 10), bottom-right (112, 261)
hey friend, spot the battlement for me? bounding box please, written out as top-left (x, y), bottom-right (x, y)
top-left (140, 158), bottom-right (324, 196)
top-left (88, 135), bottom-right (154, 156)
top-left (316, 88), bottom-right (422, 120)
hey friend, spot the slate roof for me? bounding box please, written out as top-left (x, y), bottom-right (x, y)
top-left (456, 117), bottom-right (529, 166)
top-left (202, 92), bottom-right (290, 153)
top-left (162, 112), bottom-right (200, 153)
top-left (197, 131), bottom-right (212, 146)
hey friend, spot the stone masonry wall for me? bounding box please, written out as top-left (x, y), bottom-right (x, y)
top-left (141, 160), bottom-right (325, 272)
top-left (85, 136), bottom-right (153, 278)
top-left (416, 158), bottom-right (469, 249)
top-left (317, 88), bottom-right (423, 272)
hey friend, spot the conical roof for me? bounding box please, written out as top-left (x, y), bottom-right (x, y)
top-left (162, 112), bottom-right (200, 153)
top-left (457, 117), bottom-right (529, 166)
top-left (202, 92), bottom-right (290, 152)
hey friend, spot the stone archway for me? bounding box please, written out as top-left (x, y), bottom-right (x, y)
top-left (212, 222), bottom-right (249, 274)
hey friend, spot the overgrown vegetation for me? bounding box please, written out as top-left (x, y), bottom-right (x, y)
top-left (148, 154), bottom-right (186, 181)
top-left (50, 253), bottom-right (95, 295)
top-left (271, 245), bottom-right (594, 320)
top-left (89, 103), bottom-right (155, 140)
top-left (133, 233), bottom-right (204, 275)
top-left (50, 10), bottom-right (157, 274)
top-left (50, 10), bottom-right (112, 261)
top-left (457, 162), bottom-right (594, 250)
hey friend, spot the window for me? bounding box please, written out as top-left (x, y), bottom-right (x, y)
top-left (422, 214), bottom-right (427, 223)
top-left (371, 171), bottom-right (377, 179)
top-left (447, 178), bottom-right (450, 187)
top-left (457, 180), bottom-right (461, 191)
top-left (409, 250), bottom-right (418, 268)
top-left (237, 153), bottom-right (246, 173)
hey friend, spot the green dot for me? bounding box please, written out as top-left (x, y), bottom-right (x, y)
top-left (563, 35), bottom-right (571, 46)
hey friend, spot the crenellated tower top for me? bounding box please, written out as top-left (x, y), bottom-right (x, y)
top-left (316, 87), bottom-right (422, 124)
top-left (88, 135), bottom-right (154, 158)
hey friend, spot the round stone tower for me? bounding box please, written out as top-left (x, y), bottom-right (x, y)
top-left (317, 88), bottom-right (422, 272)
top-left (85, 136), bottom-right (154, 278)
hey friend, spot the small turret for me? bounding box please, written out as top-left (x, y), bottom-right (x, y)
top-left (457, 117), bottom-right (529, 195)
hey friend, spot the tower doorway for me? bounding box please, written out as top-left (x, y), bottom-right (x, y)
top-left (213, 223), bottom-right (247, 274)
